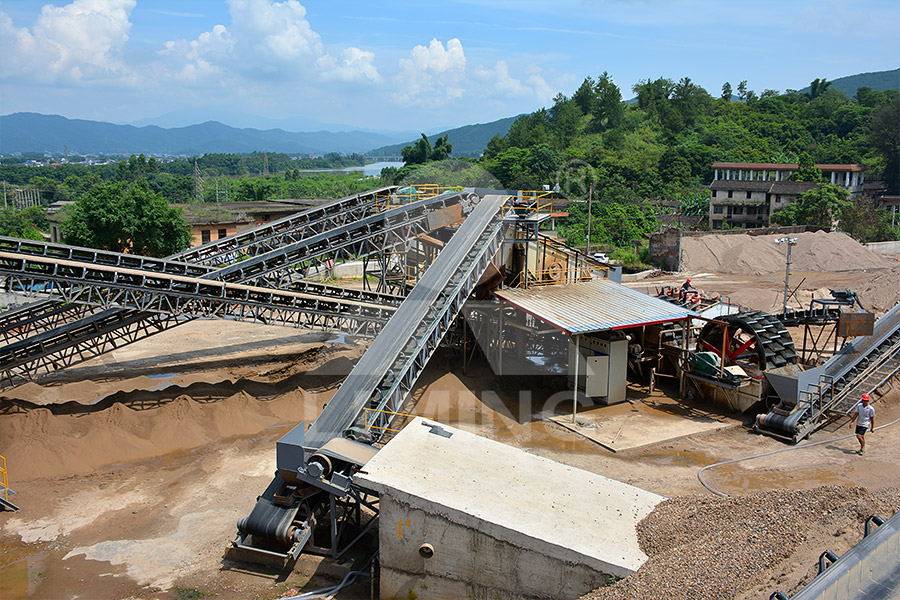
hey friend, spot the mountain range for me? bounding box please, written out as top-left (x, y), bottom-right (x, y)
top-left (2, 68), bottom-right (897, 158)
top-left (0, 113), bottom-right (410, 156)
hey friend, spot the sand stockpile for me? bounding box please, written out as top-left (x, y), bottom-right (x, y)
top-left (681, 231), bottom-right (894, 275)
top-left (581, 486), bottom-right (900, 600)
top-left (0, 390), bottom-right (331, 481)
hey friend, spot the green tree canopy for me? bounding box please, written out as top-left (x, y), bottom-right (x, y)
top-left (61, 180), bottom-right (191, 257)
top-left (771, 183), bottom-right (851, 229)
top-left (0, 206), bottom-right (47, 240)
top-left (871, 97), bottom-right (900, 194)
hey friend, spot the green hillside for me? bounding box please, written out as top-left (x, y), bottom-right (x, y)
top-left (367, 115), bottom-right (521, 158)
top-left (800, 67), bottom-right (900, 97)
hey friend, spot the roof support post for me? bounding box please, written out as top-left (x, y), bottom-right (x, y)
top-left (572, 334), bottom-right (580, 423)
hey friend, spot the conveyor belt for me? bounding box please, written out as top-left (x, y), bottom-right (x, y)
top-left (235, 193), bottom-right (508, 565)
top-left (0, 188), bottom-right (393, 345)
top-left (294, 193), bottom-right (507, 456)
top-left (0, 188), bottom-right (454, 387)
top-left (758, 303), bottom-right (900, 441)
top-left (0, 251), bottom-right (396, 338)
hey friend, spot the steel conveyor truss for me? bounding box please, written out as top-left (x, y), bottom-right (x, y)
top-left (0, 249), bottom-right (398, 384)
top-left (0, 299), bottom-right (96, 345)
top-left (0, 187), bottom-right (397, 343)
top-left (0, 189), bottom-right (463, 387)
top-left (232, 193), bottom-right (509, 566)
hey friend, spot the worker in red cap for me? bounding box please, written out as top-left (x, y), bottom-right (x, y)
top-left (850, 393), bottom-right (876, 455)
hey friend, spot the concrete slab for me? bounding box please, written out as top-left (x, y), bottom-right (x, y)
top-left (550, 394), bottom-right (737, 452)
top-left (356, 417), bottom-right (664, 578)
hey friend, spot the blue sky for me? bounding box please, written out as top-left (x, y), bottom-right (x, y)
top-left (1, 0), bottom-right (898, 132)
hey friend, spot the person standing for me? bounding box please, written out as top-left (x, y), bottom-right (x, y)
top-left (850, 393), bottom-right (876, 455)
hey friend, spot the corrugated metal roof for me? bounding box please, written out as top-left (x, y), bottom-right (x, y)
top-left (495, 279), bottom-right (696, 334)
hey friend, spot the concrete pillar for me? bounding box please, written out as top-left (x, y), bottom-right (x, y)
top-left (714, 169), bottom-right (719, 180)
top-left (831, 171), bottom-right (836, 184)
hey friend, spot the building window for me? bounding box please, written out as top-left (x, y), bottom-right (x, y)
top-left (201, 229), bottom-right (211, 244)
top-left (713, 205), bottom-right (724, 214)
top-left (733, 206), bottom-right (744, 215)
top-left (712, 220), bottom-right (723, 230)
top-left (727, 190), bottom-right (733, 199)
top-left (746, 191), bottom-right (752, 199)
top-left (218, 228), bottom-right (227, 239)
top-left (712, 190), bottom-right (717, 198)
top-left (747, 206), bottom-right (756, 215)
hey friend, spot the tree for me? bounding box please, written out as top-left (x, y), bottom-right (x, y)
top-left (401, 134), bottom-right (433, 165)
top-left (61, 181), bottom-right (191, 257)
top-left (550, 95), bottom-right (581, 148)
top-left (572, 76), bottom-right (596, 114)
top-left (840, 197), bottom-right (899, 242)
top-left (736, 80), bottom-right (757, 102)
top-left (721, 82), bottom-right (732, 102)
top-left (793, 156), bottom-right (824, 183)
top-left (872, 97), bottom-right (900, 194)
top-left (431, 135), bottom-right (453, 161)
top-left (771, 184), bottom-right (851, 229)
top-left (590, 72), bottom-right (624, 132)
top-left (0, 206), bottom-right (47, 240)
top-left (807, 78), bottom-right (831, 100)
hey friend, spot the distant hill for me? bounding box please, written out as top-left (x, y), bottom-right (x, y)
top-left (800, 67), bottom-right (900, 97)
top-left (367, 115), bottom-right (521, 158)
top-left (0, 113), bottom-right (407, 155)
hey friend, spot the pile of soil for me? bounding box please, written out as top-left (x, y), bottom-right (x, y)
top-left (582, 486), bottom-right (900, 600)
top-left (681, 231), bottom-right (894, 275)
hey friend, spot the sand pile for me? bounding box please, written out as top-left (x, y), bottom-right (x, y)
top-left (582, 486), bottom-right (900, 600)
top-left (0, 390), bottom-right (332, 481)
top-left (856, 265), bottom-right (900, 313)
top-left (681, 231), bottom-right (894, 275)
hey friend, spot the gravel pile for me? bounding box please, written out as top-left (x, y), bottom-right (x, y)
top-left (581, 486), bottom-right (900, 600)
top-left (681, 231), bottom-right (893, 275)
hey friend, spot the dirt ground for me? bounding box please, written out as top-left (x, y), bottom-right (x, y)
top-left (2, 283), bottom-right (899, 599)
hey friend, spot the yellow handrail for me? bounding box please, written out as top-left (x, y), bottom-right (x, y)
top-left (364, 407), bottom-right (419, 433)
top-left (0, 454), bottom-right (9, 501)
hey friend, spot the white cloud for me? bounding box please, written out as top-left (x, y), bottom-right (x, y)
top-left (474, 60), bottom-right (554, 102)
top-left (160, 0), bottom-right (380, 84)
top-left (0, 0), bottom-right (136, 83)
top-left (319, 47), bottom-right (381, 83)
top-left (394, 38), bottom-right (467, 106)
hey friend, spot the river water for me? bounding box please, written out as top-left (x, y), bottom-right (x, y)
top-left (299, 161), bottom-right (404, 177)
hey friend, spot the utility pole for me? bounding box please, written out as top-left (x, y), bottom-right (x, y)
top-left (776, 236), bottom-right (798, 314)
top-left (586, 181), bottom-right (593, 255)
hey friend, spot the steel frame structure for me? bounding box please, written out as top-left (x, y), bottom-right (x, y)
top-left (234, 193), bottom-right (510, 566)
top-left (0, 189), bottom-right (466, 388)
top-left (0, 186), bottom-right (397, 339)
top-left (0, 300), bottom-right (95, 344)
top-left (213, 191), bottom-right (468, 285)
top-left (0, 252), bottom-right (395, 335)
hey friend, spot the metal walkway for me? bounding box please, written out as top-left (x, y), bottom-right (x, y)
top-left (233, 193), bottom-right (509, 565)
top-left (758, 303), bottom-right (900, 442)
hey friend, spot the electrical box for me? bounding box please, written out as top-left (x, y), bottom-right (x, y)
top-left (569, 332), bottom-right (629, 404)
top-left (585, 355), bottom-right (609, 397)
